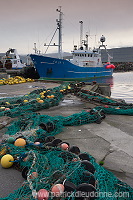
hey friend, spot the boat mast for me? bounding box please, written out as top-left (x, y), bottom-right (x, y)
top-left (56, 6), bottom-right (63, 59)
top-left (79, 21), bottom-right (83, 49)
top-left (43, 7), bottom-right (63, 58)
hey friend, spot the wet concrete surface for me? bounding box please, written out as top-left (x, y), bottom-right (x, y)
top-left (0, 81), bottom-right (133, 198)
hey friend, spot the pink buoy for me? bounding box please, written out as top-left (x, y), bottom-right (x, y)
top-left (104, 105), bottom-right (109, 108)
top-left (37, 189), bottom-right (49, 200)
top-left (5, 108), bottom-right (10, 111)
top-left (86, 109), bottom-right (91, 112)
top-left (34, 142), bottom-right (40, 145)
top-left (51, 184), bottom-right (64, 197)
top-left (29, 172), bottom-right (38, 179)
top-left (60, 143), bottom-right (69, 150)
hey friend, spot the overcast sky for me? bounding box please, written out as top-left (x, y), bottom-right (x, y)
top-left (0, 0), bottom-right (133, 54)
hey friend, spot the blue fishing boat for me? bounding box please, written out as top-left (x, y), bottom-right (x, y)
top-left (30, 7), bottom-right (115, 81)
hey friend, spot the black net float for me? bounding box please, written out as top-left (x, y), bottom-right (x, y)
top-left (81, 160), bottom-right (95, 174)
top-left (69, 146), bottom-right (80, 155)
top-left (82, 171), bottom-right (96, 186)
top-left (79, 153), bottom-right (91, 161)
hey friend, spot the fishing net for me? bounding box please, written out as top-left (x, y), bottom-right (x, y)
top-left (0, 82), bottom-right (133, 200)
top-left (0, 76), bottom-right (34, 85)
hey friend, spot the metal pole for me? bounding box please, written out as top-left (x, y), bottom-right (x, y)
top-left (56, 6), bottom-right (63, 59)
top-left (79, 21), bottom-right (83, 48)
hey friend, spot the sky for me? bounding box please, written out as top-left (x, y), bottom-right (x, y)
top-left (0, 0), bottom-right (133, 54)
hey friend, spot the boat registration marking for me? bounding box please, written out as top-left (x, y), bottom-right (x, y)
top-left (41, 62), bottom-right (54, 64)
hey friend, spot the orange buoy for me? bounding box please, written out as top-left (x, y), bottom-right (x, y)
top-left (23, 156), bottom-right (28, 162)
top-left (14, 138), bottom-right (26, 147)
top-left (38, 100), bottom-right (44, 103)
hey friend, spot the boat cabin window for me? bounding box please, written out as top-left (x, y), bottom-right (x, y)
top-left (88, 54), bottom-right (93, 57)
top-left (74, 53), bottom-right (94, 57)
top-left (74, 54), bottom-right (79, 57)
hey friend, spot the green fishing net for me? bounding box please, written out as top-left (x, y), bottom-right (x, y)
top-left (0, 82), bottom-right (133, 200)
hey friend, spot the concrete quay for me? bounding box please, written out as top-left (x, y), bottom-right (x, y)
top-left (0, 81), bottom-right (133, 198)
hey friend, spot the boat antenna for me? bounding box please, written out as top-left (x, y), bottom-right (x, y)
top-left (56, 6), bottom-right (63, 59)
top-left (79, 21), bottom-right (83, 50)
top-left (33, 43), bottom-right (37, 54)
top-left (82, 34), bottom-right (88, 50)
top-left (99, 35), bottom-right (113, 63)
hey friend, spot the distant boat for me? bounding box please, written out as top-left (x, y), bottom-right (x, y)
top-left (1, 48), bottom-right (26, 69)
top-left (30, 7), bottom-right (115, 81)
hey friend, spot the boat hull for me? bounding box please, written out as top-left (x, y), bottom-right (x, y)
top-left (30, 54), bottom-right (113, 80)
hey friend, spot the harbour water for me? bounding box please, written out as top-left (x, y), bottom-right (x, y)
top-left (111, 71), bottom-right (133, 103)
top-left (90, 71), bottom-right (133, 103)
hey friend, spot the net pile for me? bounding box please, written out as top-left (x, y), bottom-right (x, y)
top-left (76, 89), bottom-right (133, 115)
top-left (0, 76), bottom-right (34, 85)
top-left (0, 82), bottom-right (70, 118)
top-left (0, 82), bottom-right (133, 200)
